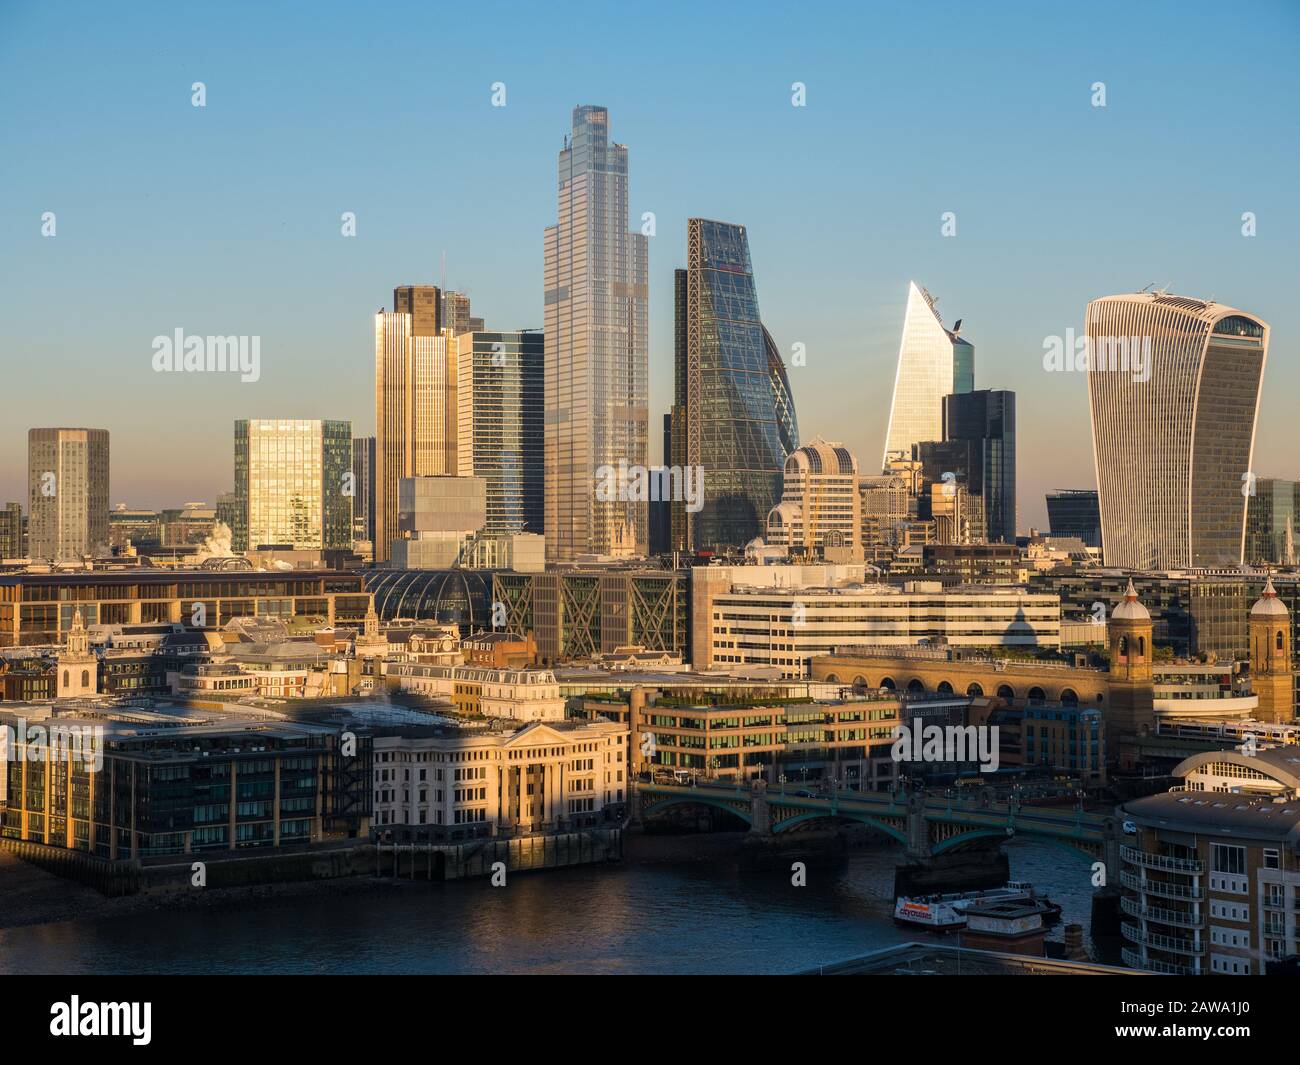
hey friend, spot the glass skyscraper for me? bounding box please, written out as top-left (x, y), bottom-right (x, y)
top-left (670, 218), bottom-right (798, 553)
top-left (882, 281), bottom-right (973, 470)
top-left (942, 389), bottom-right (1016, 544)
top-left (233, 419), bottom-right (352, 550)
top-left (1086, 292), bottom-right (1269, 569)
top-left (1046, 489), bottom-right (1102, 549)
top-left (1245, 478), bottom-right (1300, 566)
top-left (544, 105), bottom-right (649, 560)
top-left (27, 427), bottom-right (110, 561)
top-left (456, 330), bottom-right (544, 535)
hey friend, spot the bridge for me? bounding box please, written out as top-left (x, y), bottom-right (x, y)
top-left (636, 779), bottom-right (1119, 865)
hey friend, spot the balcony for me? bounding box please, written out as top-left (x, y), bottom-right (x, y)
top-left (1120, 895), bottom-right (1205, 928)
top-left (1121, 845), bottom-right (1204, 874)
top-left (1122, 922), bottom-right (1203, 956)
top-left (1121, 947), bottom-right (1198, 976)
top-left (1120, 869), bottom-right (1204, 900)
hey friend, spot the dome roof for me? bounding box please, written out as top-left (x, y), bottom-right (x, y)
top-left (1251, 576), bottom-right (1290, 618)
top-left (1111, 578), bottom-right (1151, 622)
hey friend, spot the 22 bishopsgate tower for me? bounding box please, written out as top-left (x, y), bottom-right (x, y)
top-left (544, 106), bottom-right (649, 561)
top-left (1086, 292), bottom-right (1269, 570)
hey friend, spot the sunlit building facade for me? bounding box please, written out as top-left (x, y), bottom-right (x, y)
top-left (1086, 293), bottom-right (1269, 569)
top-left (27, 428), bottom-right (110, 562)
top-left (543, 105), bottom-right (649, 560)
top-left (671, 218), bottom-right (798, 553)
top-left (882, 281), bottom-right (973, 470)
top-left (766, 437), bottom-right (858, 558)
top-left (233, 419), bottom-right (352, 550)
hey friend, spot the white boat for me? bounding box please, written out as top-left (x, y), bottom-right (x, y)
top-left (893, 882), bottom-right (1057, 930)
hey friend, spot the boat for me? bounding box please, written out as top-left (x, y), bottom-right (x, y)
top-left (893, 881), bottom-right (1062, 931)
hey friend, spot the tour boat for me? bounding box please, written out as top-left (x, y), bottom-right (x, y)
top-left (893, 882), bottom-right (1061, 931)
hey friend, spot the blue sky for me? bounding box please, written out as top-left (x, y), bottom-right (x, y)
top-left (2, 0), bottom-right (1297, 530)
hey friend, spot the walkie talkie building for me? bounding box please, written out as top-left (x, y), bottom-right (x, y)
top-left (1086, 292), bottom-right (1269, 570)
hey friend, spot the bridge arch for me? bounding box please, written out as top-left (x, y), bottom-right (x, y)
top-left (640, 794), bottom-right (753, 826)
top-left (771, 810), bottom-right (907, 844)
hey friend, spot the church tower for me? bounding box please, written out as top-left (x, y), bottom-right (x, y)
top-left (1250, 577), bottom-right (1293, 724)
top-left (56, 607), bottom-right (98, 698)
top-left (1107, 579), bottom-right (1154, 733)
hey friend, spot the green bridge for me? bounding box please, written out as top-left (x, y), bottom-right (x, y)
top-left (636, 780), bottom-right (1119, 864)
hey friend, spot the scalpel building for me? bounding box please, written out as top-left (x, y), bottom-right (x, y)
top-left (1086, 293), bottom-right (1269, 570)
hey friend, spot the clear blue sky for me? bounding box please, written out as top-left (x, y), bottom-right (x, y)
top-left (2, 0), bottom-right (1297, 530)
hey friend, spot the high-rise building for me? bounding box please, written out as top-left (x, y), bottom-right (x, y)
top-left (671, 219), bottom-right (798, 553)
top-left (1046, 489), bottom-right (1102, 549)
top-left (455, 331), bottom-right (544, 535)
top-left (1086, 293), bottom-right (1269, 569)
top-left (233, 419), bottom-right (352, 551)
top-left (766, 438), bottom-right (859, 559)
top-left (882, 282), bottom-right (973, 469)
top-left (942, 389), bottom-right (1016, 543)
top-left (543, 105), bottom-right (649, 561)
top-left (374, 288), bottom-right (460, 562)
top-left (27, 428), bottom-right (110, 561)
top-left (351, 436), bottom-right (376, 546)
top-left (1246, 478), bottom-right (1300, 567)
top-left (442, 290), bottom-right (484, 336)
top-left (0, 502), bottom-right (25, 558)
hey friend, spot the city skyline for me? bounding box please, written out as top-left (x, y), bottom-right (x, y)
top-left (3, 2), bottom-right (1297, 530)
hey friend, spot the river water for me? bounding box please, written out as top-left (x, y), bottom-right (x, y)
top-left (0, 839), bottom-right (1105, 975)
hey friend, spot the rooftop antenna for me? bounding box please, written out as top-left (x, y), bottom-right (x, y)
top-left (1139, 283), bottom-right (1154, 293)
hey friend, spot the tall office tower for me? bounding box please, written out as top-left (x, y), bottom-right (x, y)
top-left (1045, 489), bottom-right (1102, 549)
top-left (374, 290), bottom-right (460, 562)
top-left (0, 502), bottom-right (23, 558)
top-left (1245, 479), bottom-right (1300, 566)
top-left (671, 219), bottom-right (799, 553)
top-left (442, 291), bottom-right (485, 336)
top-left (882, 282), bottom-right (973, 470)
top-left (233, 420), bottom-right (352, 551)
top-left (27, 428), bottom-right (110, 561)
top-left (351, 436), bottom-right (377, 545)
top-left (942, 389), bottom-right (1016, 543)
top-left (1086, 293), bottom-right (1269, 569)
top-left (543, 105), bottom-right (649, 561)
top-left (455, 331), bottom-right (544, 535)
top-left (393, 284), bottom-right (442, 336)
top-left (765, 438), bottom-right (859, 559)
top-left (650, 412), bottom-right (672, 554)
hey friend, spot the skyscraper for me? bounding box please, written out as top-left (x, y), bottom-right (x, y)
top-left (456, 330), bottom-right (544, 535)
top-left (374, 287), bottom-right (459, 562)
top-left (27, 428), bottom-right (110, 561)
top-left (0, 502), bottom-right (24, 558)
top-left (1245, 478), bottom-right (1299, 567)
top-left (882, 281), bottom-right (973, 470)
top-left (233, 419), bottom-right (352, 551)
top-left (543, 105), bottom-right (648, 560)
top-left (351, 436), bottom-right (376, 546)
top-left (942, 389), bottom-right (1016, 544)
top-left (442, 291), bottom-right (484, 336)
top-left (671, 219), bottom-right (798, 553)
top-left (1086, 293), bottom-right (1269, 569)
top-left (1046, 489), bottom-right (1102, 549)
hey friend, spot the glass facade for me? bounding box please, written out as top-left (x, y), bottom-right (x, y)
top-left (456, 331), bottom-right (544, 535)
top-left (673, 219), bottom-right (799, 552)
top-left (544, 105), bottom-right (649, 560)
top-left (1046, 489), bottom-right (1102, 548)
top-left (942, 389), bottom-right (1016, 543)
top-left (1087, 293), bottom-right (1269, 569)
top-left (1246, 478), bottom-right (1300, 565)
top-left (882, 282), bottom-right (974, 469)
top-left (233, 419), bottom-right (352, 550)
top-left (27, 428), bottom-right (110, 561)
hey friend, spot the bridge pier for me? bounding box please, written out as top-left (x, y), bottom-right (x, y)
top-left (749, 779), bottom-right (771, 836)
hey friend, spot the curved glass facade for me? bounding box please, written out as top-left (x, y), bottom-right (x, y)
top-left (363, 569), bottom-right (496, 631)
top-left (1087, 293), bottom-right (1269, 569)
top-left (674, 219), bottom-right (798, 552)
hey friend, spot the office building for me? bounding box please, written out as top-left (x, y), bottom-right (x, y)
top-left (0, 502), bottom-right (23, 558)
top-left (375, 286), bottom-right (460, 562)
top-left (1086, 293), bottom-right (1269, 569)
top-left (390, 476), bottom-right (487, 568)
top-left (1246, 478), bottom-right (1300, 566)
top-left (442, 290), bottom-right (484, 336)
top-left (27, 427), bottom-right (110, 562)
top-left (766, 437), bottom-right (860, 559)
top-left (543, 105), bottom-right (649, 561)
top-left (671, 218), bottom-right (798, 552)
top-left (943, 389), bottom-right (1016, 543)
top-left (882, 283), bottom-right (973, 469)
top-left (351, 436), bottom-right (376, 547)
top-left (455, 330), bottom-right (544, 535)
top-left (108, 505), bottom-right (160, 550)
top-left (1046, 489), bottom-right (1102, 550)
top-left (233, 419), bottom-right (352, 551)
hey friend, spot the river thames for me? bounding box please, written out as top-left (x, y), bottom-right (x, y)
top-left (0, 838), bottom-right (1107, 975)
